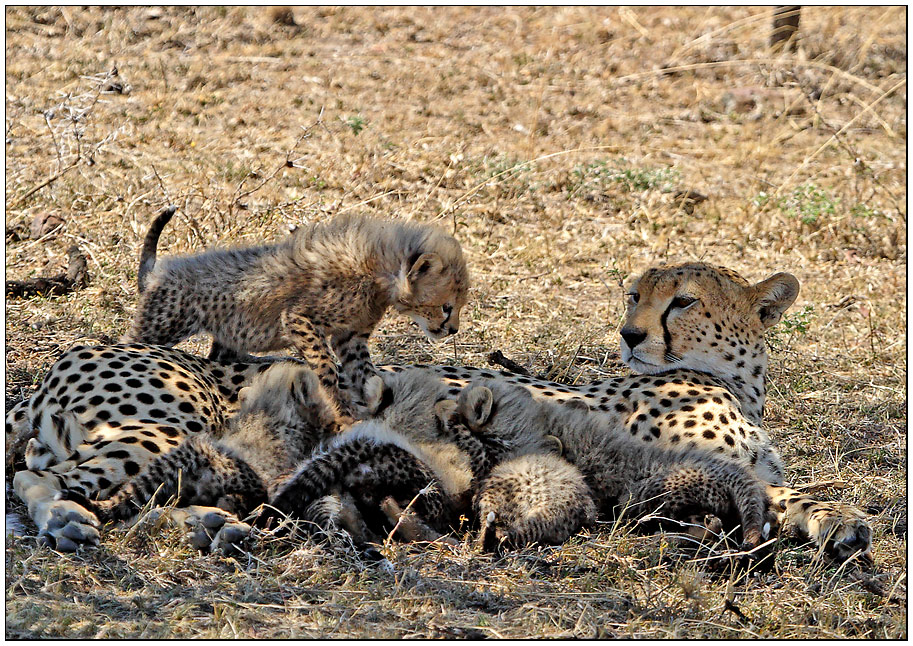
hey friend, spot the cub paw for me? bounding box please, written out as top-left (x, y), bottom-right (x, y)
top-left (161, 505), bottom-right (254, 555)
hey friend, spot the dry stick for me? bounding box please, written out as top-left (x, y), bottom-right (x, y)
top-left (487, 350), bottom-right (531, 376)
top-left (9, 160), bottom-right (80, 209)
top-left (409, 156), bottom-right (455, 220)
top-left (10, 69), bottom-right (119, 209)
top-left (337, 190), bottom-right (399, 215)
top-left (382, 482), bottom-right (437, 552)
top-left (228, 119), bottom-right (322, 217)
top-left (773, 78), bottom-right (906, 198)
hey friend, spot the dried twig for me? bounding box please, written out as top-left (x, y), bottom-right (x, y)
top-left (6, 245), bottom-right (89, 299)
top-left (487, 350), bottom-right (531, 376)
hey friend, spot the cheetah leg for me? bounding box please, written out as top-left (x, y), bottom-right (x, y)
top-left (379, 496), bottom-right (458, 545)
top-left (305, 490), bottom-right (379, 545)
top-left (87, 437), bottom-right (265, 524)
top-left (767, 484), bottom-right (871, 563)
top-left (12, 469), bottom-right (100, 551)
top-left (268, 440), bottom-right (446, 530)
top-left (281, 311), bottom-right (354, 422)
top-left (331, 332), bottom-right (378, 416)
top-left (5, 400), bottom-right (35, 471)
top-left (626, 461), bottom-right (770, 551)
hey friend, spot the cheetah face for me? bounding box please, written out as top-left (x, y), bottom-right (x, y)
top-left (398, 252), bottom-right (469, 342)
top-left (238, 363), bottom-right (341, 433)
top-left (619, 263), bottom-right (799, 378)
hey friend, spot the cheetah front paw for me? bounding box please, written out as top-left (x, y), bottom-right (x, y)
top-left (808, 503), bottom-right (872, 563)
top-left (36, 498), bottom-right (101, 552)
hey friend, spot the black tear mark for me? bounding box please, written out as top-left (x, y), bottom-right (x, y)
top-left (660, 303), bottom-right (674, 359)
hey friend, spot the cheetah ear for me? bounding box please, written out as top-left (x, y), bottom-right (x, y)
top-left (237, 386), bottom-right (252, 405)
top-left (433, 398), bottom-right (458, 421)
top-left (407, 252), bottom-right (444, 282)
top-left (363, 375), bottom-right (393, 416)
top-left (751, 272), bottom-right (800, 328)
top-left (459, 385), bottom-right (493, 429)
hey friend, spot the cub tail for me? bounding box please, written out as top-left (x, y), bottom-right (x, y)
top-left (137, 205), bottom-right (177, 293)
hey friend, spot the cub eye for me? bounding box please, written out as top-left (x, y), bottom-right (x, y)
top-left (671, 296), bottom-right (697, 309)
top-left (442, 304), bottom-right (453, 316)
top-left (626, 292), bottom-right (640, 304)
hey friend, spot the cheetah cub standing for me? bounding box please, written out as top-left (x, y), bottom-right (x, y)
top-left (79, 363), bottom-right (344, 527)
top-left (450, 380), bottom-right (774, 552)
top-left (125, 209), bottom-right (470, 416)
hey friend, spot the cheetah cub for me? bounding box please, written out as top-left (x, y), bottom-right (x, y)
top-left (125, 209), bottom-right (470, 416)
top-left (442, 384), bottom-right (596, 551)
top-left (81, 363), bottom-right (344, 524)
top-left (268, 368), bottom-right (491, 542)
top-left (452, 380), bottom-right (774, 551)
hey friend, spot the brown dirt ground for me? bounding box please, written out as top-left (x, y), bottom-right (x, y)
top-left (5, 6), bottom-right (906, 639)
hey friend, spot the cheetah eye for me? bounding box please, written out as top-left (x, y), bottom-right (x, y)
top-left (626, 292), bottom-right (640, 304)
top-left (442, 304), bottom-right (453, 316)
top-left (671, 296), bottom-right (698, 309)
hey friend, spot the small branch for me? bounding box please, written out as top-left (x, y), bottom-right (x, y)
top-left (6, 245), bottom-right (89, 299)
top-left (487, 350), bottom-right (531, 376)
top-left (9, 160), bottom-right (80, 209)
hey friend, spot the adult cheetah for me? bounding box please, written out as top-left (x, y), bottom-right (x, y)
top-left (389, 262), bottom-right (871, 562)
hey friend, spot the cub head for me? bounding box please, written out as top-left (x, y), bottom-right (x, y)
top-left (619, 262), bottom-right (799, 379)
top-left (361, 368), bottom-right (453, 442)
top-left (449, 380), bottom-right (554, 457)
top-left (238, 363), bottom-right (341, 434)
top-left (394, 232), bottom-right (470, 342)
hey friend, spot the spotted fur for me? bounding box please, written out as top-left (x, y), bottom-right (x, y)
top-left (450, 380), bottom-right (771, 550)
top-left (6, 262), bottom-right (872, 560)
top-left (80, 363), bottom-right (342, 524)
top-left (126, 211), bottom-right (470, 415)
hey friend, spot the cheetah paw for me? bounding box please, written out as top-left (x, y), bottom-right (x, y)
top-left (36, 499), bottom-right (101, 552)
top-left (811, 506), bottom-right (873, 563)
top-left (160, 506), bottom-right (253, 555)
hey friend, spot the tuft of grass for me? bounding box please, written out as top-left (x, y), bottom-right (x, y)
top-left (344, 115), bottom-right (366, 136)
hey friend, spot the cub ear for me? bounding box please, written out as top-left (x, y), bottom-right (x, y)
top-left (752, 272), bottom-right (800, 328)
top-left (363, 375), bottom-right (393, 416)
top-left (407, 252), bottom-right (444, 282)
top-left (433, 398), bottom-right (458, 421)
top-left (237, 386), bottom-right (252, 406)
top-left (290, 368), bottom-right (320, 406)
top-left (458, 385), bottom-right (493, 429)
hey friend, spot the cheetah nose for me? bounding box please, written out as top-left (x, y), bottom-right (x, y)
top-left (621, 327), bottom-right (647, 349)
top-left (446, 325), bottom-right (457, 336)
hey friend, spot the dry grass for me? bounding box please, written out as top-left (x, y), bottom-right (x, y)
top-left (5, 6), bottom-right (906, 639)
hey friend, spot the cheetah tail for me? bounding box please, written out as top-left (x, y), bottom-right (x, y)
top-left (477, 510), bottom-right (499, 552)
top-left (137, 205), bottom-right (177, 293)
